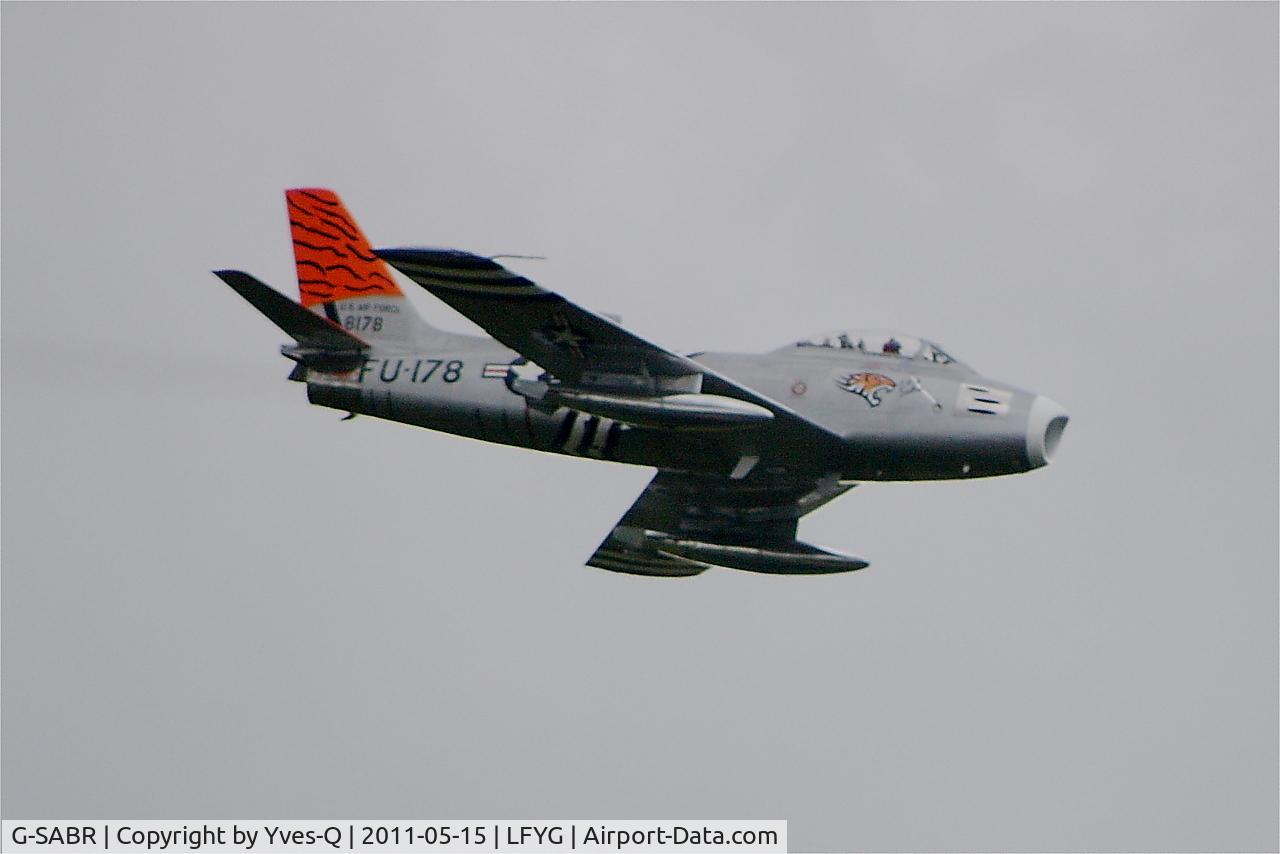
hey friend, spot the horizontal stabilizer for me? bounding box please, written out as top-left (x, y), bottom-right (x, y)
top-left (214, 270), bottom-right (369, 355)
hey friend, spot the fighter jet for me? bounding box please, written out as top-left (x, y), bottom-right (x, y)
top-left (216, 188), bottom-right (1068, 576)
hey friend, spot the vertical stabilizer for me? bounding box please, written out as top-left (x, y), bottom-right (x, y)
top-left (285, 188), bottom-right (457, 348)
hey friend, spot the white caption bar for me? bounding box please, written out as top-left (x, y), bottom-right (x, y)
top-left (2, 821), bottom-right (787, 853)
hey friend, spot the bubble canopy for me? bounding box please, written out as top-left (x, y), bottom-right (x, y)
top-left (791, 330), bottom-right (961, 365)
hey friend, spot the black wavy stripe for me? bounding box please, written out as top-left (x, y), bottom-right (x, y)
top-left (297, 263), bottom-right (395, 290)
top-left (290, 219), bottom-right (343, 241)
top-left (345, 241), bottom-right (379, 262)
top-left (292, 239), bottom-right (353, 258)
top-left (299, 190), bottom-right (340, 207)
top-left (296, 260), bottom-right (383, 279)
top-left (319, 262), bottom-right (360, 277)
top-left (311, 210), bottom-right (361, 242)
top-left (287, 197), bottom-right (355, 244)
top-left (299, 281), bottom-right (383, 297)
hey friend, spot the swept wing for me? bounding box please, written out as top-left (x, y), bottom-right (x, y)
top-left (375, 248), bottom-right (864, 575)
top-left (375, 248), bottom-right (846, 453)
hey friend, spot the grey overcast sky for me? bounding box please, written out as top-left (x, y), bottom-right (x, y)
top-left (3, 3), bottom-right (1276, 851)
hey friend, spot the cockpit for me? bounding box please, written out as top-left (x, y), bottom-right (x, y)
top-left (791, 330), bottom-right (961, 365)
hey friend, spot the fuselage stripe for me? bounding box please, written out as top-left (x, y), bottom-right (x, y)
top-left (563, 412), bottom-right (589, 453)
top-left (576, 416), bottom-right (600, 454)
top-left (600, 420), bottom-right (623, 459)
top-left (553, 410), bottom-right (577, 450)
top-left (588, 418), bottom-right (614, 458)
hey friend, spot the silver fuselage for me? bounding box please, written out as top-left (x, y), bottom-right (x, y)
top-left (304, 335), bottom-right (1067, 483)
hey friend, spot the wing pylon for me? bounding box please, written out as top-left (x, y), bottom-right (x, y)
top-left (588, 472), bottom-right (866, 576)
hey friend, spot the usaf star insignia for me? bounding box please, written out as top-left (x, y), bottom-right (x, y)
top-left (541, 312), bottom-right (591, 358)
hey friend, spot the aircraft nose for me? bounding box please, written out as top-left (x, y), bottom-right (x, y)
top-left (1026, 395), bottom-right (1069, 468)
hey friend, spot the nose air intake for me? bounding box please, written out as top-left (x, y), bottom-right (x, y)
top-left (1027, 396), bottom-right (1069, 467)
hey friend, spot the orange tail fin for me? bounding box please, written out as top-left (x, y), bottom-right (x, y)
top-left (286, 188), bottom-right (403, 307)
